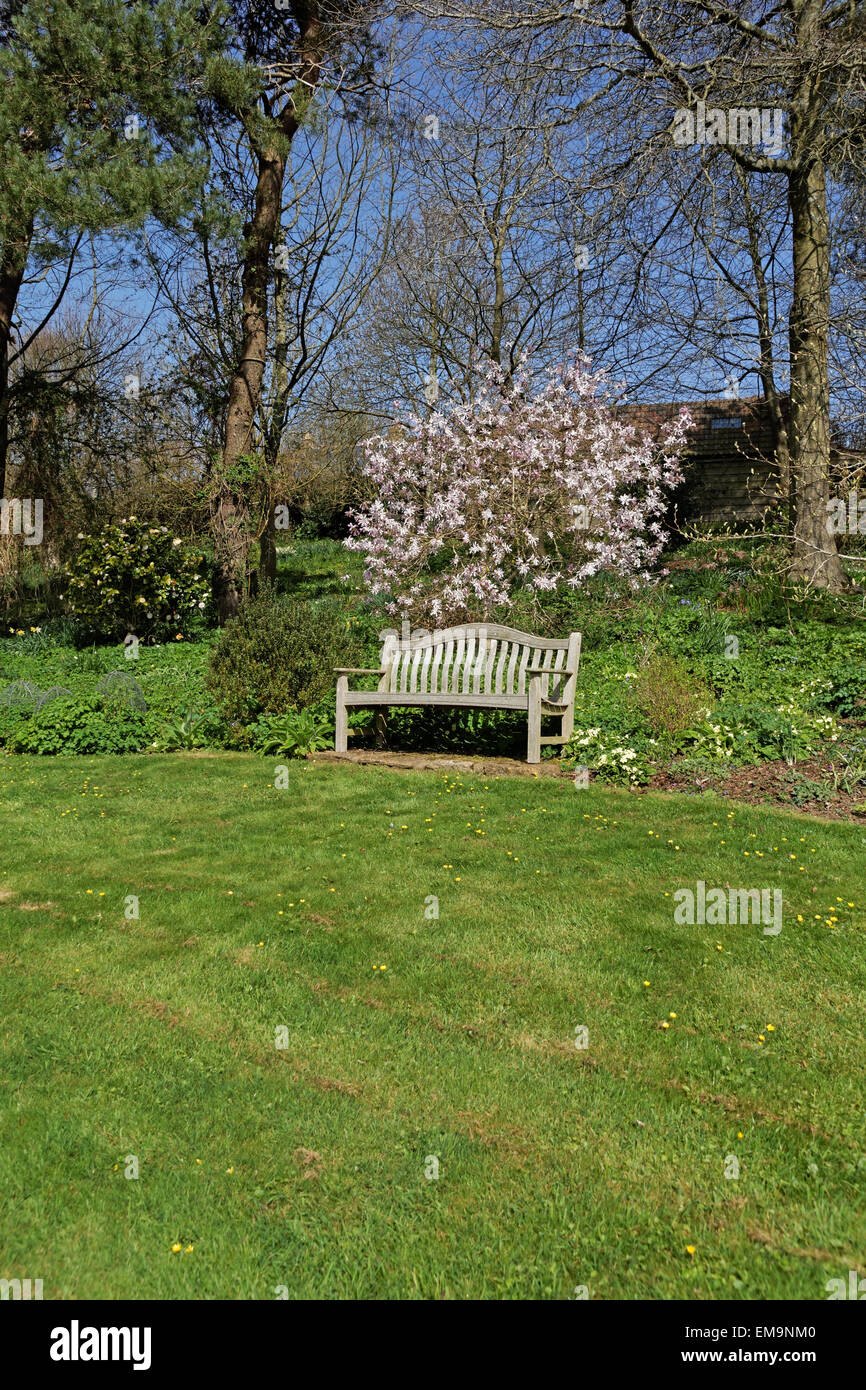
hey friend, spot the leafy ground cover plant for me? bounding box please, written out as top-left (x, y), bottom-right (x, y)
top-left (152, 711), bottom-right (212, 751)
top-left (562, 727), bottom-right (657, 785)
top-left (6, 696), bottom-right (147, 754)
top-left (253, 709), bottom-right (333, 757)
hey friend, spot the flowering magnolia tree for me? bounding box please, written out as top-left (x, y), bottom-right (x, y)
top-left (346, 356), bottom-right (693, 624)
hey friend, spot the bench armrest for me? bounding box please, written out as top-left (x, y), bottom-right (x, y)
top-left (334, 667), bottom-right (387, 676)
top-left (527, 666), bottom-right (576, 676)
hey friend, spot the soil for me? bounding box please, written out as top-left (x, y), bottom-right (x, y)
top-left (647, 756), bottom-right (866, 823)
top-left (312, 749), bottom-right (866, 823)
top-left (314, 749), bottom-right (566, 778)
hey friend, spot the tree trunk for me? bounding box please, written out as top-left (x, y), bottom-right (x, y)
top-left (255, 256), bottom-right (288, 592)
top-left (212, 145), bottom-right (285, 622)
top-left (787, 157), bottom-right (849, 589)
top-left (259, 519), bottom-right (278, 585)
top-left (0, 220), bottom-right (34, 499)
top-left (212, 4), bottom-right (321, 622)
top-left (490, 229), bottom-right (505, 366)
top-left (741, 178), bottom-right (792, 526)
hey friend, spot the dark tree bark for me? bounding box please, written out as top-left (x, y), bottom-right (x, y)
top-left (786, 156), bottom-right (849, 587)
top-left (0, 221), bottom-right (34, 499)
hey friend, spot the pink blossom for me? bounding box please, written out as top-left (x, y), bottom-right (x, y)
top-left (346, 354), bottom-right (692, 623)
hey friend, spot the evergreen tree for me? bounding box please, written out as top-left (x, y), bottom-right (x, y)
top-left (0, 0), bottom-right (230, 495)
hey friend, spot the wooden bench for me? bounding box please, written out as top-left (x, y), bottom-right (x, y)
top-left (334, 623), bottom-right (581, 764)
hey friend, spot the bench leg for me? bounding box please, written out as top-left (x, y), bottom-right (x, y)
top-left (527, 681), bottom-right (542, 764)
top-left (335, 677), bottom-right (349, 753)
top-left (561, 701), bottom-right (575, 745)
top-left (375, 709), bottom-right (388, 748)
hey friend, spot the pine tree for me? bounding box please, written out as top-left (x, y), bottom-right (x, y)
top-left (0, 0), bottom-right (229, 496)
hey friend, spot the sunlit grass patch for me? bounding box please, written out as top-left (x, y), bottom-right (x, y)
top-left (0, 755), bottom-right (863, 1299)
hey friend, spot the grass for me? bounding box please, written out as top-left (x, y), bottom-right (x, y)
top-left (277, 535), bottom-right (365, 603)
top-left (1, 753), bottom-right (864, 1299)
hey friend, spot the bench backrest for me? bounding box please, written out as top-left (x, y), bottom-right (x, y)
top-left (378, 624), bottom-right (581, 703)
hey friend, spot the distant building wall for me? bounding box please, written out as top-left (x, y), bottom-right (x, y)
top-left (618, 397), bottom-right (781, 525)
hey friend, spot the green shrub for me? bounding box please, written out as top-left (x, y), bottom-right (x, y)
top-left (0, 678), bottom-right (41, 711)
top-left (7, 697), bottom-right (147, 755)
top-left (95, 670), bottom-right (147, 711)
top-left (62, 517), bottom-right (211, 642)
top-left (630, 653), bottom-right (709, 739)
top-left (34, 685), bottom-right (74, 711)
top-left (206, 589), bottom-right (363, 721)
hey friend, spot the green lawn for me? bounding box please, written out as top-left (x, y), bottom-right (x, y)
top-left (1, 753), bottom-right (864, 1299)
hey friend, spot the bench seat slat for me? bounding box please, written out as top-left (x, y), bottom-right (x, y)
top-left (419, 644), bottom-right (433, 693)
top-left (506, 641), bottom-right (520, 694)
top-left (430, 642), bottom-right (444, 693)
top-left (494, 640), bottom-right (508, 695)
top-left (484, 638), bottom-right (498, 694)
top-left (342, 690), bottom-right (530, 710)
top-left (442, 638), bottom-right (454, 693)
top-left (516, 643), bottom-right (531, 694)
top-left (452, 635), bottom-right (466, 693)
top-left (462, 634), bottom-right (476, 694)
top-left (409, 645), bottom-right (424, 693)
top-left (472, 634), bottom-right (487, 694)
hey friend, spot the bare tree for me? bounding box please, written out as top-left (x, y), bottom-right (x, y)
top-left (403, 0), bottom-right (866, 590)
top-left (151, 39), bottom-right (399, 603)
top-left (200, 0), bottom-right (392, 619)
top-left (320, 37), bottom-right (628, 420)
